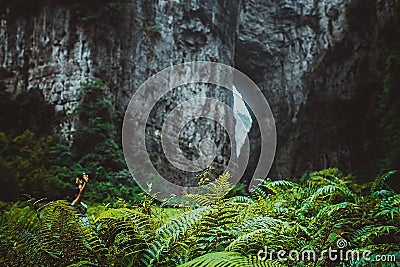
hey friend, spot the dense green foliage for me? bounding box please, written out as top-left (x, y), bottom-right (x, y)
top-left (72, 78), bottom-right (124, 175)
top-left (0, 130), bottom-right (69, 201)
top-left (70, 78), bottom-right (141, 205)
top-left (1, 168), bottom-right (399, 266)
top-left (0, 80), bottom-right (141, 204)
top-left (0, 88), bottom-right (69, 201)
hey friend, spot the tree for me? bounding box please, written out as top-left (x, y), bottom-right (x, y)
top-left (72, 78), bottom-right (125, 177)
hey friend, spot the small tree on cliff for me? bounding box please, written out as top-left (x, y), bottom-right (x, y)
top-left (72, 78), bottom-right (124, 177)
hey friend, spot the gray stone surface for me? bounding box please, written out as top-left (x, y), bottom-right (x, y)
top-left (0, 0), bottom-right (396, 180)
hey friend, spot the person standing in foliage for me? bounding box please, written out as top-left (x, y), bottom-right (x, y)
top-left (71, 173), bottom-right (90, 226)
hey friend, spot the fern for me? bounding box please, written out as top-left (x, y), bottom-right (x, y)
top-left (177, 251), bottom-right (285, 267)
top-left (1, 168), bottom-right (399, 266)
top-left (250, 187), bottom-right (268, 200)
top-left (94, 208), bottom-right (154, 265)
top-left (192, 202), bottom-right (243, 255)
top-left (351, 225), bottom-right (398, 245)
top-left (37, 201), bottom-right (108, 265)
top-left (371, 170), bottom-right (397, 193)
top-left (231, 195), bottom-right (255, 204)
top-left (141, 206), bottom-right (213, 266)
top-left (186, 172), bottom-right (234, 205)
top-left (261, 179), bottom-right (300, 194)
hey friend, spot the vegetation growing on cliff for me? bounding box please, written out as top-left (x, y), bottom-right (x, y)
top-left (0, 79), bottom-right (139, 204)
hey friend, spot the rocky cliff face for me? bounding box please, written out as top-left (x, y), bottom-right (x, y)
top-left (236, 0), bottom-right (350, 178)
top-left (0, 0), bottom-right (396, 180)
top-left (236, 0), bottom-right (397, 178)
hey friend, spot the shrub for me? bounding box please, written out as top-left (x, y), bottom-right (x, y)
top-left (0, 169), bottom-right (399, 266)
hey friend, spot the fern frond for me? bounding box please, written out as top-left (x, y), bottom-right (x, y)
top-left (37, 200), bottom-right (108, 265)
top-left (187, 172), bottom-right (234, 205)
top-left (191, 202), bottom-right (245, 255)
top-left (250, 187), bottom-right (268, 200)
top-left (95, 208), bottom-right (154, 265)
top-left (141, 206), bottom-right (213, 266)
top-left (232, 196), bottom-right (255, 204)
top-left (310, 202), bottom-right (354, 226)
top-left (177, 251), bottom-right (285, 267)
top-left (352, 225), bottom-right (398, 245)
top-left (375, 193), bottom-right (400, 220)
top-left (371, 170), bottom-right (397, 193)
top-left (226, 228), bottom-right (271, 253)
top-left (237, 216), bottom-right (284, 232)
top-left (261, 180), bottom-right (300, 193)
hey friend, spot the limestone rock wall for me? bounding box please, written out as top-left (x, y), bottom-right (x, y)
top-left (236, 0), bottom-right (397, 178)
top-left (0, 0), bottom-right (396, 179)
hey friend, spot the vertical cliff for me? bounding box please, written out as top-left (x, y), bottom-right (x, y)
top-left (0, 0), bottom-right (241, 182)
top-left (0, 0), bottom-right (397, 180)
top-left (236, 0), bottom-right (398, 178)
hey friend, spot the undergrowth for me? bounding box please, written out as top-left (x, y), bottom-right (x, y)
top-left (0, 168), bottom-right (399, 266)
